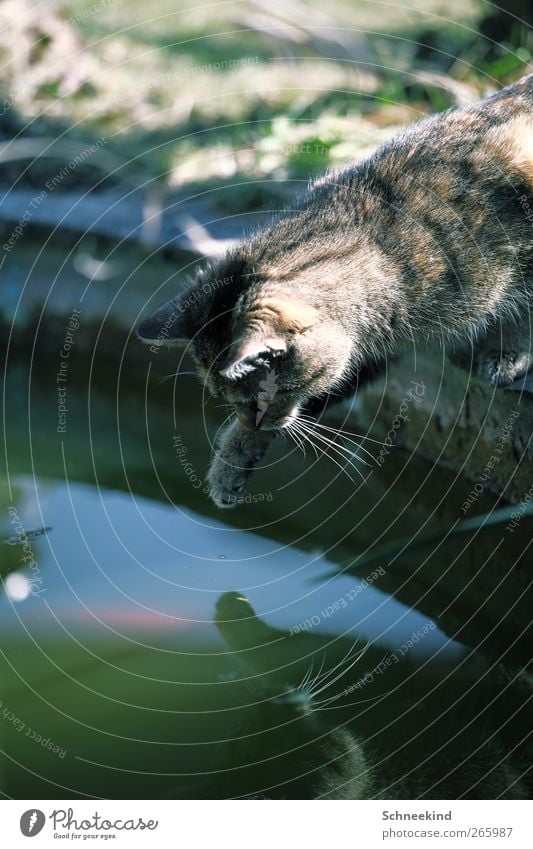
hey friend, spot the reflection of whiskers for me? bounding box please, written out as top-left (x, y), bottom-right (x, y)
top-left (273, 640), bottom-right (379, 714)
top-left (311, 652), bottom-right (392, 712)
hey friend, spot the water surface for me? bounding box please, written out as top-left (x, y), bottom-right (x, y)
top-left (1, 356), bottom-right (530, 799)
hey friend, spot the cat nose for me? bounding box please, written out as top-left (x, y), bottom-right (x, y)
top-left (235, 405), bottom-right (260, 431)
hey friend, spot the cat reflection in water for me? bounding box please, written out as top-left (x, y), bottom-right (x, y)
top-left (209, 592), bottom-right (533, 800)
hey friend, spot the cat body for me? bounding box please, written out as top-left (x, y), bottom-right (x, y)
top-left (138, 75), bottom-right (533, 506)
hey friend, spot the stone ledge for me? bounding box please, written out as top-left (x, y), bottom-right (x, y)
top-left (358, 352), bottom-right (532, 505)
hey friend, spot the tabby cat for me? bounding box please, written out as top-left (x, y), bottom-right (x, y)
top-left (138, 74), bottom-right (533, 507)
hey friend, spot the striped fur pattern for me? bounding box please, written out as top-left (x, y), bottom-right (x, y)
top-left (138, 75), bottom-right (533, 506)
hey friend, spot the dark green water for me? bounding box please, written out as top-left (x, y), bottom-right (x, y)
top-left (1, 357), bottom-right (531, 799)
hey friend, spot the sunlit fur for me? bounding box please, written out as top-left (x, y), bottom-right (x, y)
top-left (138, 74), bottom-right (533, 506)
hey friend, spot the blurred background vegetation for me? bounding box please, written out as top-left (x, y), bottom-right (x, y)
top-left (1, 0), bottom-right (532, 220)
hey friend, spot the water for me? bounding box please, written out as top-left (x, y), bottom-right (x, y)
top-left (1, 357), bottom-right (531, 799)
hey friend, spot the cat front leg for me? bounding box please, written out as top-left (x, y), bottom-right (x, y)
top-left (207, 419), bottom-right (273, 508)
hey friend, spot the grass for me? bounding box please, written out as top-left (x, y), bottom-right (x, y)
top-left (1, 0), bottom-right (532, 205)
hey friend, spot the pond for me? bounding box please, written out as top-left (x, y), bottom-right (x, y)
top-left (1, 355), bottom-right (531, 799)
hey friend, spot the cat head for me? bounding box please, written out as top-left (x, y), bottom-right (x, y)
top-left (137, 253), bottom-right (353, 430)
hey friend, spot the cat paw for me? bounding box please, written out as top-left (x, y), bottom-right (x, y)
top-left (206, 420), bottom-right (273, 508)
top-left (477, 350), bottom-right (532, 388)
top-left (207, 456), bottom-right (251, 509)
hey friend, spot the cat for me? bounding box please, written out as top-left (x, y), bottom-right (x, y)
top-left (138, 74), bottom-right (533, 507)
top-left (209, 591), bottom-right (533, 799)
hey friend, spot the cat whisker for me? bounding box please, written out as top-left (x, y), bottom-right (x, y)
top-left (298, 413), bottom-right (386, 442)
top-left (298, 659), bottom-right (315, 692)
top-left (289, 422), bottom-right (320, 461)
top-left (292, 422), bottom-right (365, 485)
top-left (312, 643), bottom-right (370, 704)
top-left (306, 646), bottom-right (356, 696)
top-left (312, 690), bottom-right (388, 711)
top-left (295, 418), bottom-right (369, 461)
top-left (291, 421), bottom-right (345, 471)
top-left (298, 414), bottom-right (389, 448)
top-left (293, 421), bottom-right (368, 482)
top-left (297, 416), bottom-right (380, 465)
top-left (285, 422), bottom-right (307, 457)
top-left (300, 653), bottom-right (326, 693)
top-left (307, 640), bottom-right (370, 700)
top-left (157, 371), bottom-right (199, 384)
top-left (321, 389), bottom-right (345, 398)
top-left (265, 643), bottom-right (382, 716)
top-left (313, 650), bottom-right (387, 709)
top-left (308, 428), bottom-right (372, 469)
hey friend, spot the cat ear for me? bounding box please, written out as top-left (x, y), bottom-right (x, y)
top-left (137, 262), bottom-right (225, 343)
top-left (220, 298), bottom-right (317, 379)
top-left (220, 336), bottom-right (287, 380)
top-left (137, 297), bottom-right (192, 343)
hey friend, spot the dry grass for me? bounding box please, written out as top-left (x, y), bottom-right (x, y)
top-left (0, 0), bottom-right (530, 197)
